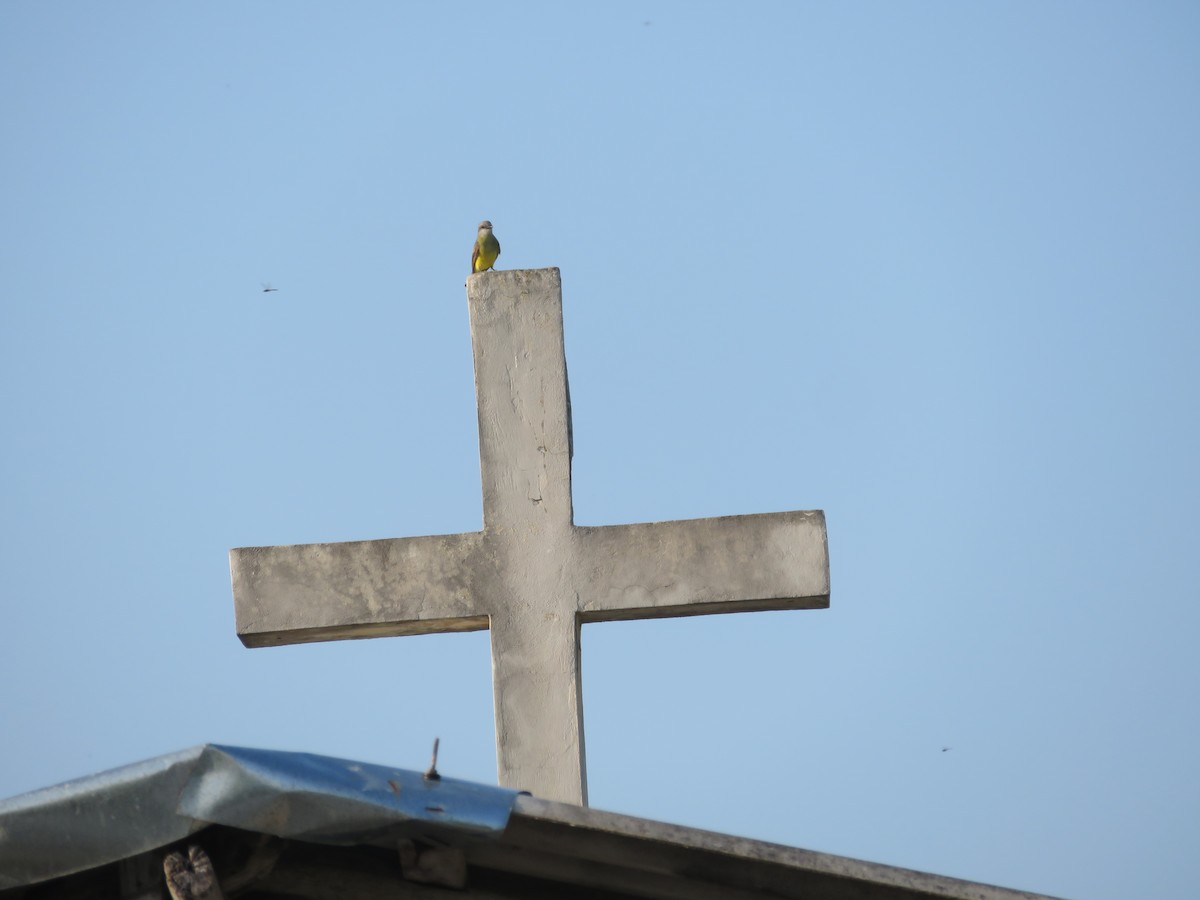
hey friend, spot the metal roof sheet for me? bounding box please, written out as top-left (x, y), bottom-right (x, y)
top-left (0, 744), bottom-right (522, 889)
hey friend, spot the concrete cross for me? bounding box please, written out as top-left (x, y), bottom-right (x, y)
top-left (230, 268), bottom-right (829, 806)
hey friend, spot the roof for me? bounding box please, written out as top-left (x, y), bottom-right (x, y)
top-left (0, 745), bottom-right (1060, 899)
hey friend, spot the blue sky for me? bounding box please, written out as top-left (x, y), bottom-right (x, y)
top-left (2, 4), bottom-right (1197, 897)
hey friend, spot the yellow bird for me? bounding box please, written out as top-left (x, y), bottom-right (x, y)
top-left (471, 220), bottom-right (501, 273)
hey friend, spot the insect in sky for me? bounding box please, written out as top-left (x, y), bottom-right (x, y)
top-left (261, 282), bottom-right (279, 293)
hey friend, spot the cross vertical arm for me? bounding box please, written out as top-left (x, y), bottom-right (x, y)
top-left (467, 268), bottom-right (587, 804)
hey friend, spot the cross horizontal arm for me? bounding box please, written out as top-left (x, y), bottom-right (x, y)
top-left (231, 532), bottom-right (490, 648)
top-left (574, 510), bottom-right (828, 623)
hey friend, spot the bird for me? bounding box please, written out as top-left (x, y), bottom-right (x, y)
top-left (163, 846), bottom-right (220, 900)
top-left (471, 220), bottom-right (500, 274)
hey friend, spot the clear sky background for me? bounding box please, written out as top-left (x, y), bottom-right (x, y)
top-left (2, 4), bottom-right (1197, 897)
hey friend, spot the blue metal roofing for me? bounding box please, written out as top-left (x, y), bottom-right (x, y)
top-left (0, 744), bottom-right (524, 889)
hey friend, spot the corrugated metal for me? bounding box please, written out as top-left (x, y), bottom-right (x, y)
top-left (0, 744), bottom-right (523, 889)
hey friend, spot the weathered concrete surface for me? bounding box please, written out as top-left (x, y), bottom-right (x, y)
top-left (231, 267), bottom-right (830, 806)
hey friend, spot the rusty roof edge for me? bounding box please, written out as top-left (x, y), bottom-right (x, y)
top-left (504, 795), bottom-right (1065, 900)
